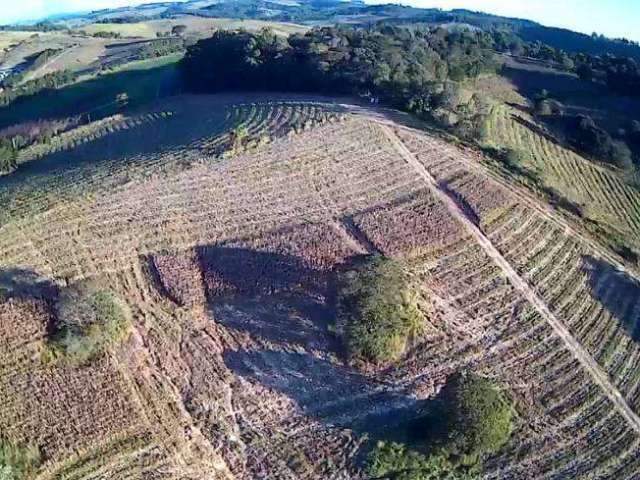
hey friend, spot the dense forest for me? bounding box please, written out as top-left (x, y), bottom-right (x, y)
top-left (182, 25), bottom-right (498, 133)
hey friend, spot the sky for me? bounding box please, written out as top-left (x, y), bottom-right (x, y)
top-left (1, 0), bottom-right (639, 42)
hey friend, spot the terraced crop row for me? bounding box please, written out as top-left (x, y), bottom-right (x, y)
top-left (485, 105), bottom-right (640, 250)
top-left (489, 211), bottom-right (640, 410)
top-left (398, 225), bottom-right (640, 479)
top-left (0, 118), bottom-right (423, 282)
top-left (390, 125), bottom-right (640, 478)
top-left (17, 111), bottom-right (175, 164)
top-left (0, 99), bottom-right (343, 228)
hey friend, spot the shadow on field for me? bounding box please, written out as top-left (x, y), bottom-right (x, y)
top-left (205, 245), bottom-right (426, 436)
top-left (501, 58), bottom-right (640, 133)
top-left (0, 62), bottom-right (180, 129)
top-left (0, 267), bottom-right (57, 300)
top-left (198, 246), bottom-right (334, 298)
top-left (212, 295), bottom-right (337, 352)
top-left (582, 255), bottom-right (640, 340)
top-left (224, 348), bottom-right (426, 435)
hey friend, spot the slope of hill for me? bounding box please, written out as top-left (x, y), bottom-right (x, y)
top-left (2, 4), bottom-right (640, 479)
top-left (2, 95), bottom-right (640, 478)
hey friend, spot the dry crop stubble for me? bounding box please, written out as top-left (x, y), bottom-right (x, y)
top-left (2, 97), bottom-right (640, 478)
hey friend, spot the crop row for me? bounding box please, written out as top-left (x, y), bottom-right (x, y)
top-left (486, 105), bottom-right (640, 250)
top-left (0, 118), bottom-right (425, 282)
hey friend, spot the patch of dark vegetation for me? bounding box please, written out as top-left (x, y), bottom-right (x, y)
top-left (43, 282), bottom-right (132, 365)
top-left (367, 372), bottom-right (514, 479)
top-left (582, 256), bottom-right (640, 340)
top-left (0, 437), bottom-right (42, 480)
top-left (337, 255), bottom-right (422, 365)
top-left (198, 247), bottom-right (328, 299)
top-left (566, 115), bottom-right (634, 170)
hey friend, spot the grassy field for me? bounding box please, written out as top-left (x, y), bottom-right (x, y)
top-left (82, 17), bottom-right (309, 38)
top-left (0, 55), bottom-right (181, 128)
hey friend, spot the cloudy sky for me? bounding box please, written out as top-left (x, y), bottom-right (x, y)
top-left (1, 0), bottom-right (639, 42)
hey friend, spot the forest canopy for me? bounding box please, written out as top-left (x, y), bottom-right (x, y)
top-left (180, 25), bottom-right (498, 121)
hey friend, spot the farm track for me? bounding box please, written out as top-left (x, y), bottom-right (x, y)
top-left (381, 123), bottom-right (640, 435)
top-left (392, 119), bottom-right (638, 281)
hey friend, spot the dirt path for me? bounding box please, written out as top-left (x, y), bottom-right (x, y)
top-left (380, 123), bottom-right (640, 435)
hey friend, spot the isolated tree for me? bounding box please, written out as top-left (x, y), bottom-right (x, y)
top-left (338, 255), bottom-right (422, 364)
top-left (172, 25), bottom-right (187, 37)
top-left (0, 140), bottom-right (18, 174)
top-left (577, 63), bottom-right (594, 81)
top-left (437, 373), bottom-right (514, 464)
top-left (115, 92), bottom-right (129, 110)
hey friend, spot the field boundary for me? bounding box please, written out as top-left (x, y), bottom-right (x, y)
top-left (381, 123), bottom-right (640, 435)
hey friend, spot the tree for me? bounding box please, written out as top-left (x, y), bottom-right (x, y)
top-left (367, 442), bottom-right (473, 480)
top-left (366, 373), bottom-right (513, 479)
top-left (171, 25), bottom-right (187, 37)
top-left (577, 63), bottom-right (594, 81)
top-left (437, 373), bottom-right (514, 464)
top-left (116, 92), bottom-right (129, 110)
top-left (338, 255), bottom-right (422, 364)
top-left (0, 140), bottom-right (18, 174)
top-left (43, 283), bottom-right (132, 365)
top-left (1, 437), bottom-right (41, 479)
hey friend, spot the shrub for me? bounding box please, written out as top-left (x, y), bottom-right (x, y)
top-left (43, 284), bottom-right (132, 365)
top-left (367, 442), bottom-right (471, 480)
top-left (437, 373), bottom-right (514, 464)
top-left (0, 437), bottom-right (41, 479)
top-left (338, 255), bottom-right (422, 364)
top-left (568, 115), bottom-right (634, 169)
top-left (0, 141), bottom-right (18, 174)
top-left (366, 373), bottom-right (513, 479)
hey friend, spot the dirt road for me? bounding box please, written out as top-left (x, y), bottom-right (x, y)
top-left (380, 123), bottom-right (640, 434)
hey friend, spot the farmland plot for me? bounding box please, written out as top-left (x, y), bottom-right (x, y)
top-left (485, 105), bottom-right (640, 251)
top-left (3, 96), bottom-right (640, 478)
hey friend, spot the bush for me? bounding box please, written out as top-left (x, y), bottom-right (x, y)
top-left (338, 255), bottom-right (422, 364)
top-left (0, 437), bottom-right (41, 479)
top-left (43, 284), bottom-right (132, 365)
top-left (366, 373), bottom-right (513, 479)
top-left (437, 373), bottom-right (513, 464)
top-left (568, 115), bottom-right (634, 169)
top-left (0, 141), bottom-right (18, 173)
top-left (367, 442), bottom-right (471, 480)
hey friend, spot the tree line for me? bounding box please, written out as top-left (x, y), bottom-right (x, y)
top-left (181, 25), bottom-right (498, 133)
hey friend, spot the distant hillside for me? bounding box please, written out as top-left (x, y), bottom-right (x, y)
top-left (3, 0), bottom-right (640, 60)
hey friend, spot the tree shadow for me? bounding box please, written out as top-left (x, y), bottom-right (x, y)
top-left (0, 267), bottom-right (58, 300)
top-left (582, 255), bottom-right (640, 340)
top-left (200, 245), bottom-right (429, 438)
top-left (438, 180), bottom-right (480, 227)
top-left (197, 246), bottom-right (333, 299)
top-left (224, 348), bottom-right (427, 436)
top-left (212, 295), bottom-right (339, 353)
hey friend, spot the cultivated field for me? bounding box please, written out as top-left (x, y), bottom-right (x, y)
top-left (484, 104), bottom-right (640, 252)
top-left (1, 95), bottom-right (640, 478)
top-left (81, 17), bottom-right (308, 39)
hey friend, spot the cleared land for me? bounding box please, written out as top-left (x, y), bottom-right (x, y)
top-left (1, 96), bottom-right (640, 478)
